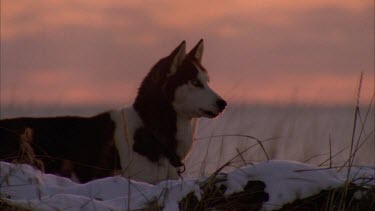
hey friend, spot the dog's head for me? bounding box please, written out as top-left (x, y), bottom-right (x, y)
top-left (163, 40), bottom-right (227, 118)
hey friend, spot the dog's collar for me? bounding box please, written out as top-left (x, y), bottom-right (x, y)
top-left (168, 152), bottom-right (185, 177)
top-left (159, 140), bottom-right (185, 175)
top-left (177, 164), bottom-right (186, 176)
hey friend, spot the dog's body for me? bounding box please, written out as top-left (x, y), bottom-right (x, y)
top-left (0, 40), bottom-right (226, 184)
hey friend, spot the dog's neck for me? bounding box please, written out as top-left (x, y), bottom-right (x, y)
top-left (116, 105), bottom-right (197, 164)
top-left (132, 90), bottom-right (197, 166)
top-left (111, 107), bottom-right (197, 183)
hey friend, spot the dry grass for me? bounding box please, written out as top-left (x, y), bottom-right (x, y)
top-left (279, 183), bottom-right (375, 211)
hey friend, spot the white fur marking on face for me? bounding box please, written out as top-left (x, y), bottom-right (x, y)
top-left (172, 62), bottom-right (224, 119)
top-left (192, 61), bottom-right (209, 83)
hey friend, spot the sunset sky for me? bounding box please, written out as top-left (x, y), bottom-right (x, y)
top-left (1, 0), bottom-right (374, 107)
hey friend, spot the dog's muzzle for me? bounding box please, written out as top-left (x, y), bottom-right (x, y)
top-left (216, 99), bottom-right (227, 112)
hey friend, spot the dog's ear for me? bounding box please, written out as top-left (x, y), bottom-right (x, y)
top-left (188, 39), bottom-right (204, 62)
top-left (169, 40), bottom-right (186, 76)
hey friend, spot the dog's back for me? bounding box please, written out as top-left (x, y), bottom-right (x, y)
top-left (0, 113), bottom-right (121, 183)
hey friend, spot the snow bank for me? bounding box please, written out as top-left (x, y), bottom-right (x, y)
top-left (1, 161), bottom-right (373, 211)
top-left (222, 160), bottom-right (371, 210)
top-left (0, 162), bottom-right (200, 211)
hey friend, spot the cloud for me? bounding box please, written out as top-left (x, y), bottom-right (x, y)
top-left (4, 1), bottom-right (371, 39)
top-left (1, 0), bottom-right (373, 106)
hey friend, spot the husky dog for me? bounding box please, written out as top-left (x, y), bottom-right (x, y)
top-left (0, 40), bottom-right (226, 184)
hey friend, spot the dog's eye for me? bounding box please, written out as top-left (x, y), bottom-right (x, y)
top-left (191, 79), bottom-right (203, 88)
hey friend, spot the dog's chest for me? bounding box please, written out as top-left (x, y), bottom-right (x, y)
top-left (175, 117), bottom-right (197, 159)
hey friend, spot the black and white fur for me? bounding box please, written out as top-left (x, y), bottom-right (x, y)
top-left (0, 40), bottom-right (226, 184)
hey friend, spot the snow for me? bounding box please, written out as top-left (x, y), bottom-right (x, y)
top-left (222, 160), bottom-right (362, 210)
top-left (1, 161), bottom-right (374, 211)
top-left (0, 162), bottom-right (200, 211)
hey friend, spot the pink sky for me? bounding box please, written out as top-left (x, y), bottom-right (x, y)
top-left (1, 0), bottom-right (374, 107)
